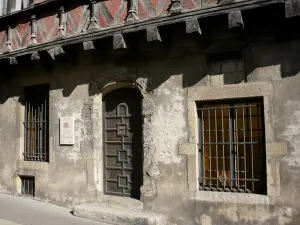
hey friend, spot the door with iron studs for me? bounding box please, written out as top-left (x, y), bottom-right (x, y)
top-left (103, 88), bottom-right (143, 199)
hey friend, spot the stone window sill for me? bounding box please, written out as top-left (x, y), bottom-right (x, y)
top-left (195, 191), bottom-right (274, 205)
top-left (16, 160), bottom-right (50, 172)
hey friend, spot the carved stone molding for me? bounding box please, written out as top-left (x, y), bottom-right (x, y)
top-left (28, 15), bottom-right (38, 46)
top-left (88, 0), bottom-right (100, 31)
top-left (57, 6), bottom-right (66, 37)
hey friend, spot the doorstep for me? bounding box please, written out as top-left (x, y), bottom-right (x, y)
top-left (73, 203), bottom-right (166, 225)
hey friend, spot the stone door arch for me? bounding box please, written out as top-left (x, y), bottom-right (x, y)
top-left (102, 87), bottom-right (143, 199)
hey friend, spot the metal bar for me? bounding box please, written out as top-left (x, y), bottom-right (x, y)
top-left (198, 142), bottom-right (258, 145)
top-left (198, 111), bottom-right (203, 188)
top-left (215, 107), bottom-right (218, 189)
top-left (208, 106), bottom-right (212, 189)
top-left (199, 177), bottom-right (259, 181)
top-left (37, 106), bottom-right (40, 161)
top-left (203, 129), bottom-right (263, 132)
top-left (228, 105), bottom-right (235, 189)
top-left (27, 102), bottom-right (30, 160)
top-left (44, 99), bottom-right (47, 162)
top-left (40, 103), bottom-right (43, 161)
top-left (25, 102), bottom-right (28, 160)
top-left (221, 108), bottom-right (225, 189)
top-left (30, 103), bottom-right (33, 160)
top-left (235, 106), bottom-right (239, 189)
top-left (34, 107), bottom-right (37, 161)
top-left (250, 104), bottom-right (254, 191)
top-left (243, 106), bottom-right (247, 191)
top-left (201, 109), bottom-right (205, 188)
top-left (197, 105), bottom-right (257, 110)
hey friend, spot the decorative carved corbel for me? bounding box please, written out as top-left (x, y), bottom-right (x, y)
top-left (31, 51), bottom-right (40, 60)
top-left (285, 0), bottom-right (300, 17)
top-left (57, 6), bottom-right (66, 37)
top-left (113, 33), bottom-right (127, 50)
top-left (146, 26), bottom-right (161, 42)
top-left (126, 0), bottom-right (138, 23)
top-left (54, 46), bottom-right (65, 57)
top-left (88, 0), bottom-right (99, 30)
top-left (228, 10), bottom-right (244, 29)
top-left (29, 15), bottom-right (37, 45)
top-left (9, 57), bottom-right (18, 65)
top-left (83, 40), bottom-right (96, 51)
top-left (186, 17), bottom-right (202, 35)
top-left (47, 49), bottom-right (56, 60)
top-left (169, 0), bottom-right (183, 15)
top-left (5, 25), bottom-right (12, 52)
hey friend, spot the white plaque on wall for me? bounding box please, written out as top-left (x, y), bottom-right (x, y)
top-left (60, 116), bottom-right (74, 145)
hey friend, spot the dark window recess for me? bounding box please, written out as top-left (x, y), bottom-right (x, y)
top-left (24, 84), bottom-right (49, 162)
top-left (0, 0), bottom-right (34, 16)
top-left (207, 50), bottom-right (243, 64)
top-left (197, 98), bottom-right (266, 194)
top-left (20, 176), bottom-right (35, 196)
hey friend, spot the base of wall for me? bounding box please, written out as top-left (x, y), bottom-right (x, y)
top-left (73, 203), bottom-right (166, 225)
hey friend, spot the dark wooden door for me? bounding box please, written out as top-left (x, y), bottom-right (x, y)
top-left (103, 88), bottom-right (143, 199)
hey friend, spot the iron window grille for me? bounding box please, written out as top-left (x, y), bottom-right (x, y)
top-left (20, 176), bottom-right (35, 196)
top-left (23, 84), bottom-right (49, 162)
top-left (197, 98), bottom-right (266, 194)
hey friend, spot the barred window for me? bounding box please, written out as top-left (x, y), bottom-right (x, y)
top-left (24, 84), bottom-right (49, 162)
top-left (197, 98), bottom-right (266, 194)
top-left (20, 176), bottom-right (35, 196)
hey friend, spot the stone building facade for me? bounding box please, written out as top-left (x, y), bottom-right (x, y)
top-left (1, 0), bottom-right (300, 224)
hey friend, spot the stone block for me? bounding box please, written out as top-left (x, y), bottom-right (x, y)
top-left (142, 97), bottom-right (155, 116)
top-left (73, 203), bottom-right (166, 225)
top-left (266, 142), bottom-right (288, 156)
top-left (178, 143), bottom-right (196, 155)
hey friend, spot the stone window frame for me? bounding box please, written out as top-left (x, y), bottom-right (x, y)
top-left (14, 84), bottom-right (54, 196)
top-left (179, 82), bottom-right (287, 204)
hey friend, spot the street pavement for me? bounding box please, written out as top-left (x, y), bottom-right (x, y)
top-left (0, 193), bottom-right (109, 225)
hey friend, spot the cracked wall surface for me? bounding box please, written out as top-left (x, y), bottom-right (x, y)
top-left (1, 38), bottom-right (300, 224)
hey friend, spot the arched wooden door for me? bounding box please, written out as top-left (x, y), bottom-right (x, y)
top-left (102, 88), bottom-right (143, 199)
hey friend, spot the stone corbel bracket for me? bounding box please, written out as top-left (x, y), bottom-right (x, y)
top-left (285, 0), bottom-right (300, 17)
top-left (169, 0), bottom-right (183, 15)
top-left (228, 10), bottom-right (244, 29)
top-left (185, 17), bottom-right (202, 35)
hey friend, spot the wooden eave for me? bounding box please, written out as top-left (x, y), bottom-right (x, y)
top-left (0, 0), bottom-right (285, 61)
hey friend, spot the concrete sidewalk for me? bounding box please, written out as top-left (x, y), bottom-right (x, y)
top-left (0, 193), bottom-right (109, 225)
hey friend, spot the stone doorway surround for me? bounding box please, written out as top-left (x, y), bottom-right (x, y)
top-left (102, 87), bottom-right (143, 199)
top-left (74, 79), bottom-right (166, 225)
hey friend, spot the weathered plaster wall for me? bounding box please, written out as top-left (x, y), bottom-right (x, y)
top-left (1, 38), bottom-right (300, 224)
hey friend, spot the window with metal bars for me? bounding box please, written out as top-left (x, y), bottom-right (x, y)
top-left (24, 84), bottom-right (49, 162)
top-left (197, 98), bottom-right (266, 194)
top-left (20, 176), bottom-right (35, 196)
